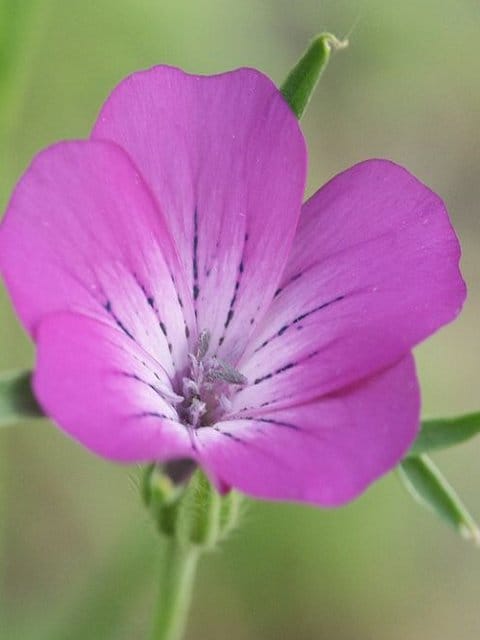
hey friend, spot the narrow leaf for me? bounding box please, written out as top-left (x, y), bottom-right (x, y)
top-left (399, 454), bottom-right (479, 545)
top-left (280, 32), bottom-right (348, 119)
top-left (409, 412), bottom-right (480, 456)
top-left (0, 369), bottom-right (43, 426)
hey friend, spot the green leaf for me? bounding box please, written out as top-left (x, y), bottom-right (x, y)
top-left (408, 412), bottom-right (480, 456)
top-left (280, 33), bottom-right (348, 119)
top-left (399, 454), bottom-right (480, 545)
top-left (0, 369), bottom-right (44, 426)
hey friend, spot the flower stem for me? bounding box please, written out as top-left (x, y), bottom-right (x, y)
top-left (150, 540), bottom-right (200, 640)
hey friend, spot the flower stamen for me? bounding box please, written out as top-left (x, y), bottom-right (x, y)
top-left (177, 330), bottom-right (247, 428)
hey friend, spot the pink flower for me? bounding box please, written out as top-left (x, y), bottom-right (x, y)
top-left (0, 67), bottom-right (465, 506)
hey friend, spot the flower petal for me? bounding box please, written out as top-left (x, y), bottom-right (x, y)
top-left (33, 312), bottom-right (194, 462)
top-left (234, 160), bottom-right (466, 411)
top-left (92, 66), bottom-right (307, 363)
top-left (197, 355), bottom-right (419, 506)
top-left (0, 140), bottom-right (194, 377)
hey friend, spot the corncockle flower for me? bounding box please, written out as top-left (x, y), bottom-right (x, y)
top-left (0, 67), bottom-right (465, 506)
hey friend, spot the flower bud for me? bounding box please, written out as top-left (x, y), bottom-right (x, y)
top-left (142, 462), bottom-right (242, 549)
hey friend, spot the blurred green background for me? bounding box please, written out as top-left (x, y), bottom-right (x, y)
top-left (1, 1), bottom-right (479, 638)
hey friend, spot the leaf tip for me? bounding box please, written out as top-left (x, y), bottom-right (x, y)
top-left (460, 523), bottom-right (480, 547)
top-left (280, 31), bottom-right (348, 120)
top-left (315, 32), bottom-right (349, 53)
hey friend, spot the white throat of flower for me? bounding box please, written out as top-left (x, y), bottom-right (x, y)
top-left (178, 330), bottom-right (247, 428)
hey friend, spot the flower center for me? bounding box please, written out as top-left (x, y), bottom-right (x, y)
top-left (176, 330), bottom-right (247, 428)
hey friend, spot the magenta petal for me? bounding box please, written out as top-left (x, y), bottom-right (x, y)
top-left (33, 312), bottom-right (194, 462)
top-left (235, 160), bottom-right (466, 411)
top-left (198, 356), bottom-right (419, 506)
top-left (92, 66), bottom-right (307, 363)
top-left (0, 140), bottom-right (194, 377)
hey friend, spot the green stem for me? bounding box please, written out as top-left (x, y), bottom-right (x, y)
top-left (150, 540), bottom-right (200, 640)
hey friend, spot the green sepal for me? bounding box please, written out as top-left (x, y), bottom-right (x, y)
top-left (408, 412), bottom-right (480, 457)
top-left (176, 470), bottom-right (221, 549)
top-left (219, 489), bottom-right (243, 541)
top-left (280, 33), bottom-right (348, 119)
top-left (399, 454), bottom-right (479, 545)
top-left (143, 465), bottom-right (241, 550)
top-left (0, 369), bottom-right (44, 427)
top-left (142, 463), bottom-right (185, 538)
